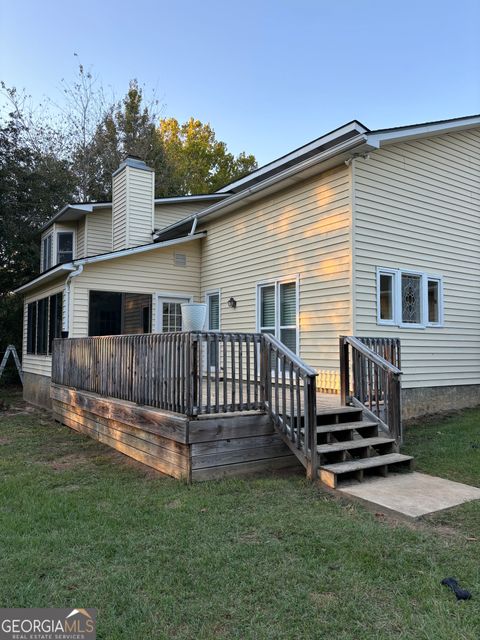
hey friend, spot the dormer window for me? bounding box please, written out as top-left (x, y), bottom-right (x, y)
top-left (42, 234), bottom-right (53, 271)
top-left (57, 232), bottom-right (74, 264)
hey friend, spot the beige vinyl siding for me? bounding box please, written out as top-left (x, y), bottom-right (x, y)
top-left (86, 208), bottom-right (112, 256)
top-left (70, 240), bottom-right (202, 337)
top-left (200, 166), bottom-right (353, 385)
top-left (22, 278), bottom-right (66, 377)
top-left (76, 219), bottom-right (86, 258)
top-left (112, 170), bottom-right (127, 251)
top-left (128, 169), bottom-right (154, 247)
top-left (353, 128), bottom-right (480, 389)
top-left (154, 201), bottom-right (214, 231)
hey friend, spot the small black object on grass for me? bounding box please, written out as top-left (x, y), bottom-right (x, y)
top-left (441, 577), bottom-right (472, 601)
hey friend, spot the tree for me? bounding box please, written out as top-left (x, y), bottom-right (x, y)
top-left (0, 113), bottom-right (76, 349)
top-left (158, 117), bottom-right (257, 195)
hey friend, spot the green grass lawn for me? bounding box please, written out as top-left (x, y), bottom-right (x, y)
top-left (0, 387), bottom-right (479, 639)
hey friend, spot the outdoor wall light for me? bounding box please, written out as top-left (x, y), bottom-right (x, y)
top-left (227, 297), bottom-right (237, 309)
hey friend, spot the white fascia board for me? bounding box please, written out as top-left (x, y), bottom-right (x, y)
top-left (367, 115), bottom-right (480, 148)
top-left (154, 194), bottom-right (229, 204)
top-left (40, 204), bottom-right (94, 232)
top-left (76, 233), bottom-right (206, 267)
top-left (216, 121), bottom-right (369, 193)
top-left (14, 265), bottom-right (76, 294)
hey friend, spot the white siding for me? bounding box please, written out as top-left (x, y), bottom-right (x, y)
top-left (200, 166), bottom-right (353, 385)
top-left (22, 278), bottom-right (66, 376)
top-left (353, 128), bottom-right (480, 388)
top-left (86, 208), bottom-right (112, 256)
top-left (70, 240), bottom-right (202, 337)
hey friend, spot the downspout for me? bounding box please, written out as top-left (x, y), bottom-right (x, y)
top-left (189, 215), bottom-right (198, 235)
top-left (62, 264), bottom-right (84, 337)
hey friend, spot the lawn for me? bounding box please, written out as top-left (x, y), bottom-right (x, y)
top-left (0, 388), bottom-right (479, 639)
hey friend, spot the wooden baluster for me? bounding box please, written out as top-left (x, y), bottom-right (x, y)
top-left (289, 361), bottom-right (294, 442)
top-left (206, 334), bottom-right (211, 414)
top-left (253, 335), bottom-right (259, 407)
top-left (246, 335), bottom-right (251, 410)
top-left (223, 334), bottom-right (228, 413)
top-left (296, 369), bottom-right (301, 449)
top-left (238, 335), bottom-right (243, 410)
top-left (230, 336), bottom-right (236, 411)
top-left (281, 354), bottom-right (287, 431)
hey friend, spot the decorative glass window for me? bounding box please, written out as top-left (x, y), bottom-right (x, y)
top-left (401, 274), bottom-right (422, 324)
top-left (57, 232), bottom-right (74, 264)
top-left (377, 268), bottom-right (443, 328)
top-left (258, 278), bottom-right (298, 353)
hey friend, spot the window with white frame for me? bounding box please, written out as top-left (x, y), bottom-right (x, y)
top-left (377, 268), bottom-right (443, 328)
top-left (57, 232), bottom-right (74, 264)
top-left (258, 277), bottom-right (298, 353)
top-left (42, 234), bottom-right (53, 271)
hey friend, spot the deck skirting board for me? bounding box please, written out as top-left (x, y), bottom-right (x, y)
top-left (51, 385), bottom-right (300, 481)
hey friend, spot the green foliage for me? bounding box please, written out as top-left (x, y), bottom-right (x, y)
top-left (0, 115), bottom-right (76, 351)
top-left (159, 116), bottom-right (257, 195)
top-left (0, 68), bottom-right (258, 348)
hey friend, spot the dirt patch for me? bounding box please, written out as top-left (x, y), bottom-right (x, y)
top-left (309, 591), bottom-right (338, 607)
top-left (44, 452), bottom-right (94, 471)
top-left (0, 436), bottom-right (11, 445)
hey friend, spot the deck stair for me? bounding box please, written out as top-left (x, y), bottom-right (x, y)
top-left (315, 407), bottom-right (413, 488)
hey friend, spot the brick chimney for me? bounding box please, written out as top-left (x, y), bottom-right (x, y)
top-left (112, 156), bottom-right (154, 251)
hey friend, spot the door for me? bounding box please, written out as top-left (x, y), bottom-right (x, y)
top-left (155, 295), bottom-right (191, 332)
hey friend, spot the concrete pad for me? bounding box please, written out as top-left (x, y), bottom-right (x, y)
top-left (339, 472), bottom-right (480, 519)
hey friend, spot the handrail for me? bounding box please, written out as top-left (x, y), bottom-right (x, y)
top-left (261, 333), bottom-right (318, 376)
top-left (343, 336), bottom-right (402, 375)
top-left (260, 333), bottom-right (318, 479)
top-left (339, 336), bottom-right (402, 443)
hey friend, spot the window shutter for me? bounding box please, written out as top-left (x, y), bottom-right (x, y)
top-left (208, 294), bottom-right (220, 330)
top-left (280, 282), bottom-right (296, 326)
top-left (261, 285), bottom-right (275, 328)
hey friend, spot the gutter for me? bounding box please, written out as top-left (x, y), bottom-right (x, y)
top-left (156, 132), bottom-right (371, 240)
top-left (14, 233), bottom-right (207, 295)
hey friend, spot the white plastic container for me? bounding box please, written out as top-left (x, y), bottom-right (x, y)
top-left (181, 303), bottom-right (207, 331)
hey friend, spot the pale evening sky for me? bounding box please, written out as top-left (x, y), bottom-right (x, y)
top-left (0, 0), bottom-right (479, 165)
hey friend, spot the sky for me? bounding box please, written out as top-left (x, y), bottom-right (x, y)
top-left (0, 0), bottom-right (479, 165)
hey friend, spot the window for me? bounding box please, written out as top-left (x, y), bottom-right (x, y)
top-left (162, 301), bottom-right (184, 332)
top-left (427, 278), bottom-right (441, 325)
top-left (26, 293), bottom-right (63, 355)
top-left (379, 272), bottom-right (395, 323)
top-left (88, 291), bottom-right (152, 336)
top-left (377, 268), bottom-right (443, 328)
top-left (258, 277), bottom-right (298, 353)
top-left (49, 293), bottom-right (63, 353)
top-left (42, 234), bottom-right (53, 271)
top-left (57, 232), bottom-right (74, 264)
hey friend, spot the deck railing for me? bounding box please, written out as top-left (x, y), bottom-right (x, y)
top-left (261, 333), bottom-right (318, 479)
top-left (339, 336), bottom-right (403, 443)
top-left (52, 331), bottom-right (319, 475)
top-left (52, 332), bottom-right (273, 416)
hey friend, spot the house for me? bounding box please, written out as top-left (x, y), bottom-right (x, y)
top-left (16, 114), bottom-right (480, 420)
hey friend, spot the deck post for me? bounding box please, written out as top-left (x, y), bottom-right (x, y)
top-left (305, 374), bottom-right (318, 481)
top-left (339, 336), bottom-right (350, 405)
